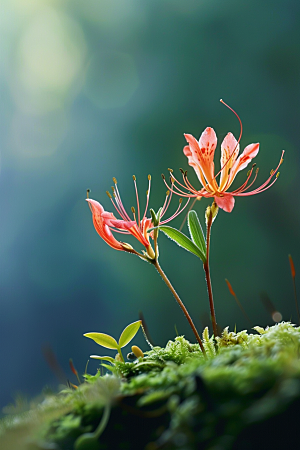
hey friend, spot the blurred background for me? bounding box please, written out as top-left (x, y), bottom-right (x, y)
top-left (0, 0), bottom-right (299, 409)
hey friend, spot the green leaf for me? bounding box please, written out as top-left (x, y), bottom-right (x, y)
top-left (100, 363), bottom-right (115, 372)
top-left (84, 333), bottom-right (119, 350)
top-left (157, 226), bottom-right (206, 263)
top-left (188, 210), bottom-right (206, 255)
top-left (90, 355), bottom-right (115, 364)
top-left (118, 320), bottom-right (141, 348)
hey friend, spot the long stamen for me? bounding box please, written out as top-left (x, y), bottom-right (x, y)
top-left (233, 167), bottom-right (259, 194)
top-left (132, 175), bottom-right (141, 227)
top-left (112, 179), bottom-right (132, 221)
top-left (170, 170), bottom-right (199, 195)
top-left (182, 171), bottom-right (204, 194)
top-left (162, 173), bottom-right (201, 198)
top-left (160, 197), bottom-right (191, 225)
top-left (208, 99), bottom-right (243, 184)
top-left (131, 206), bottom-right (137, 222)
top-left (220, 99), bottom-right (243, 144)
top-left (142, 175), bottom-right (151, 221)
top-left (236, 176), bottom-right (278, 196)
top-left (160, 190), bottom-right (170, 218)
top-left (108, 188), bottom-right (129, 221)
top-left (161, 183), bottom-right (174, 218)
top-left (236, 151), bottom-right (284, 196)
top-left (182, 173), bottom-right (209, 197)
top-left (162, 198), bottom-right (182, 222)
top-left (229, 164), bottom-right (255, 194)
top-left (109, 195), bottom-right (128, 220)
top-left (169, 182), bottom-right (195, 197)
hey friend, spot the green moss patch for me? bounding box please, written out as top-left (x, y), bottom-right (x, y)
top-left (2, 322), bottom-right (300, 449)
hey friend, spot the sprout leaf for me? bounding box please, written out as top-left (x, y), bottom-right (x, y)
top-left (119, 320), bottom-right (141, 348)
top-left (84, 333), bottom-right (119, 350)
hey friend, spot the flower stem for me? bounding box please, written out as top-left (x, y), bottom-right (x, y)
top-left (204, 212), bottom-right (219, 338)
top-left (153, 259), bottom-right (206, 356)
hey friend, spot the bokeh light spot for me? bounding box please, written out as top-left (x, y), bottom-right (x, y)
top-left (84, 51), bottom-right (139, 109)
top-left (272, 311), bottom-right (283, 322)
top-left (11, 7), bottom-right (86, 113)
top-left (10, 109), bottom-right (68, 159)
top-left (74, 0), bottom-right (146, 30)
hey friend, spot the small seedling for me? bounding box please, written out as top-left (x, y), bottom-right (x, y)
top-left (84, 320), bottom-right (142, 363)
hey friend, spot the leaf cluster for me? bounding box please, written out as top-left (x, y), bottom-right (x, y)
top-left (84, 320), bottom-right (141, 364)
top-left (154, 210), bottom-right (207, 263)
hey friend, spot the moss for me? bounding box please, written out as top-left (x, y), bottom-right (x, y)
top-left (1, 322), bottom-right (300, 450)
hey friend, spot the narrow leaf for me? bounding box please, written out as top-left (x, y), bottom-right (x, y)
top-left (157, 226), bottom-right (206, 263)
top-left (84, 332), bottom-right (119, 350)
top-left (100, 363), bottom-right (115, 372)
top-left (90, 355), bottom-right (115, 363)
top-left (119, 320), bottom-right (141, 348)
top-left (188, 210), bottom-right (206, 254)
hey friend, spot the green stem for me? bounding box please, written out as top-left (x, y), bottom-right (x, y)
top-left (204, 212), bottom-right (219, 338)
top-left (94, 404), bottom-right (111, 439)
top-left (153, 259), bottom-right (206, 356)
top-left (117, 348), bottom-right (125, 362)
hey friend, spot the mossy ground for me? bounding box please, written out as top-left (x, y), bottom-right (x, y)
top-left (1, 322), bottom-right (300, 450)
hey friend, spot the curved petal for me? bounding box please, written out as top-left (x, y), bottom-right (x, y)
top-left (86, 199), bottom-right (124, 251)
top-left (214, 194), bottom-right (235, 213)
top-left (108, 218), bottom-right (136, 230)
top-left (101, 211), bottom-right (118, 227)
top-left (141, 217), bottom-right (153, 241)
top-left (184, 128), bottom-right (218, 192)
top-left (109, 218), bottom-right (150, 248)
top-left (219, 132), bottom-right (240, 191)
top-left (227, 143), bottom-right (259, 188)
top-left (183, 145), bottom-right (207, 188)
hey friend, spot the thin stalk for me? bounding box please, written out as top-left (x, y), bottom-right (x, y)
top-left (117, 348), bottom-right (125, 362)
top-left (94, 404), bottom-right (111, 439)
top-left (152, 259), bottom-right (206, 356)
top-left (204, 213), bottom-right (219, 338)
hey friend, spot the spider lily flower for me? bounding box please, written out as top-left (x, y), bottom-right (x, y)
top-left (163, 102), bottom-right (284, 213)
top-left (87, 175), bottom-right (188, 259)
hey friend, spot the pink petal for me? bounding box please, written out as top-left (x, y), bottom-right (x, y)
top-left (184, 129), bottom-right (218, 192)
top-left (101, 211), bottom-right (118, 227)
top-left (214, 194), bottom-right (235, 213)
top-left (219, 132), bottom-right (239, 191)
top-left (86, 199), bottom-right (105, 215)
top-left (183, 144), bottom-right (207, 187)
top-left (228, 143), bottom-right (259, 186)
top-left (108, 218), bottom-right (136, 230)
top-left (86, 199), bottom-right (124, 251)
top-left (198, 127), bottom-right (217, 156)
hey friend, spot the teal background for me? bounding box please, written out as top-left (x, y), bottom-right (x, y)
top-left (0, 0), bottom-right (299, 409)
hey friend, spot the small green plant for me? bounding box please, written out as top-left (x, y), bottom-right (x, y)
top-left (84, 320), bottom-right (142, 364)
top-left (86, 100), bottom-right (285, 350)
top-left (2, 101), bottom-right (300, 450)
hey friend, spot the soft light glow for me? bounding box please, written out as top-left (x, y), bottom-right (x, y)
top-left (272, 311), bottom-right (283, 322)
top-left (84, 51), bottom-right (139, 109)
top-left (11, 7), bottom-right (86, 113)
